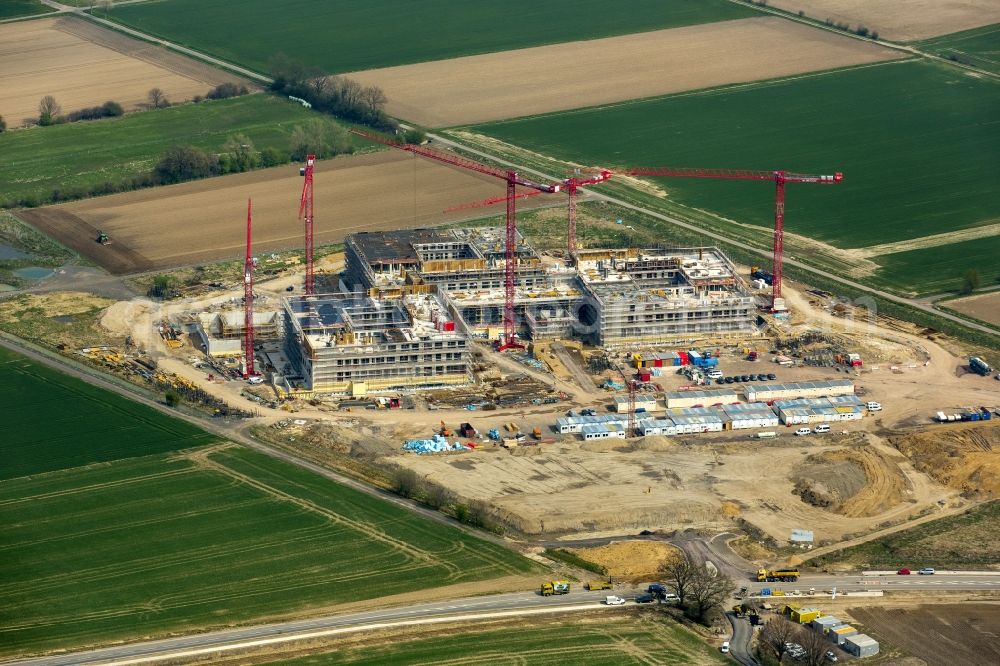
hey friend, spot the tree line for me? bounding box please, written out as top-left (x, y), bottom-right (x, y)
top-left (3, 117), bottom-right (351, 208)
top-left (268, 53), bottom-right (397, 133)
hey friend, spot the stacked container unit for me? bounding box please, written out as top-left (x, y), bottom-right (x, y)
top-left (775, 397), bottom-right (864, 425)
top-left (812, 616), bottom-right (841, 633)
top-left (744, 379), bottom-right (855, 403)
top-left (722, 403), bottom-right (780, 430)
top-left (666, 407), bottom-right (725, 433)
top-left (640, 417), bottom-right (678, 436)
top-left (827, 625), bottom-right (858, 645)
top-left (842, 634), bottom-right (879, 657)
top-left (556, 414), bottom-right (631, 434)
top-left (581, 422), bottom-right (627, 440)
top-left (665, 389), bottom-right (738, 409)
top-left (790, 608), bottom-right (821, 624)
top-left (614, 395), bottom-right (659, 413)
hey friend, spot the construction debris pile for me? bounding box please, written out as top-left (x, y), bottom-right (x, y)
top-left (403, 434), bottom-right (473, 454)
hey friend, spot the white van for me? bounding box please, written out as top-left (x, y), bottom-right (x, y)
top-left (794, 427), bottom-right (812, 436)
top-left (814, 424), bottom-right (831, 434)
top-left (707, 369), bottom-right (723, 379)
top-left (866, 401), bottom-right (882, 412)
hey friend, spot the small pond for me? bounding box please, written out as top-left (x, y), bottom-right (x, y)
top-left (12, 267), bottom-right (54, 280)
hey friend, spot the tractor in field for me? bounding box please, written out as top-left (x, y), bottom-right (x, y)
top-left (96, 230), bottom-right (111, 245)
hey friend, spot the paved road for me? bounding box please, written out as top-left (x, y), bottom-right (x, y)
top-left (726, 612), bottom-right (760, 666)
top-left (1, 589), bottom-right (631, 666)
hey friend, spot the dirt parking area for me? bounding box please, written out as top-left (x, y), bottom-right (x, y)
top-left (850, 604), bottom-right (1000, 666)
top-left (21, 151), bottom-right (551, 274)
top-left (943, 291), bottom-right (1000, 328)
top-left (393, 433), bottom-right (950, 542)
top-left (768, 0), bottom-right (1000, 41)
top-left (0, 17), bottom-right (252, 127)
top-left (346, 17), bottom-right (901, 127)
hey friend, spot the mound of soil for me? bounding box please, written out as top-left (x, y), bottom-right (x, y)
top-left (791, 444), bottom-right (908, 517)
top-left (890, 423), bottom-right (1000, 499)
top-left (570, 541), bottom-right (682, 581)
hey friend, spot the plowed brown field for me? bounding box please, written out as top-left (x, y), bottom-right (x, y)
top-left (768, 0), bottom-right (1000, 41)
top-left (0, 17), bottom-right (252, 127)
top-left (850, 604), bottom-right (1000, 666)
top-left (345, 17), bottom-right (902, 127)
top-left (945, 291), bottom-right (1000, 328)
top-left (21, 151), bottom-right (554, 274)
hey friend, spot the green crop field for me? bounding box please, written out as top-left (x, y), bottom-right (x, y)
top-left (1, 446), bottom-right (539, 656)
top-left (0, 347), bottom-right (540, 656)
top-left (261, 615), bottom-right (728, 665)
top-left (107, 0), bottom-right (754, 75)
top-left (0, 94), bottom-right (350, 207)
top-left (0, 0), bottom-right (53, 19)
top-left (806, 500), bottom-right (1000, 571)
top-left (872, 235), bottom-right (1000, 296)
top-left (466, 60), bottom-right (1000, 295)
top-left (0, 346), bottom-right (215, 479)
top-left (916, 24), bottom-right (1000, 75)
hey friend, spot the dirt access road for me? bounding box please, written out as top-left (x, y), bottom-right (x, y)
top-left (347, 17), bottom-right (901, 127)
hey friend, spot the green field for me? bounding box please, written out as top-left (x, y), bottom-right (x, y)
top-left (0, 347), bottom-right (540, 656)
top-left (0, 446), bottom-right (539, 656)
top-left (260, 615), bottom-right (727, 665)
top-left (0, 94), bottom-right (346, 206)
top-left (0, 0), bottom-right (53, 19)
top-left (465, 60), bottom-right (1000, 294)
top-left (806, 501), bottom-right (1000, 570)
top-left (872, 235), bottom-right (1000, 295)
top-left (916, 24), bottom-right (1000, 75)
top-left (107, 0), bottom-right (754, 75)
top-left (0, 346), bottom-right (215, 479)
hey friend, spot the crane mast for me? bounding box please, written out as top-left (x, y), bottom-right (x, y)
top-left (243, 198), bottom-right (255, 378)
top-left (351, 129), bottom-right (560, 350)
top-left (299, 154), bottom-right (316, 295)
top-left (619, 168), bottom-right (842, 309)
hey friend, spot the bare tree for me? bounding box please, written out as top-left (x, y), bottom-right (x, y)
top-left (686, 565), bottom-right (737, 623)
top-left (338, 78), bottom-right (364, 108)
top-left (798, 626), bottom-right (831, 666)
top-left (758, 617), bottom-right (797, 662)
top-left (361, 85), bottom-right (387, 113)
top-left (147, 87), bottom-right (169, 109)
top-left (38, 95), bottom-right (61, 125)
top-left (660, 558), bottom-right (696, 607)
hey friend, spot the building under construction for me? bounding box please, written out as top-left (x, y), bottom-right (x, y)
top-left (281, 289), bottom-right (469, 394)
top-left (343, 227), bottom-right (757, 347)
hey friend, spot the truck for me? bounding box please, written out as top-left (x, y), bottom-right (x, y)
top-left (970, 356), bottom-right (992, 376)
top-left (758, 568), bottom-right (799, 582)
top-left (586, 580), bottom-right (612, 591)
top-left (532, 426), bottom-right (542, 440)
top-left (751, 266), bottom-right (774, 285)
top-left (540, 580), bottom-right (571, 596)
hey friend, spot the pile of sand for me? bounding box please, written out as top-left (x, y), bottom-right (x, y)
top-left (570, 541), bottom-right (682, 580)
top-left (891, 423), bottom-right (1000, 499)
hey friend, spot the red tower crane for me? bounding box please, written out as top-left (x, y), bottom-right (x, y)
top-left (616, 167), bottom-right (843, 309)
top-left (563, 169), bottom-right (611, 258)
top-left (243, 198), bottom-right (255, 378)
top-left (350, 129), bottom-right (560, 350)
top-left (299, 154), bottom-right (316, 295)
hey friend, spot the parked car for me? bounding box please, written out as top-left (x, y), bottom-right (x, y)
top-left (918, 567), bottom-right (936, 575)
top-left (767, 373), bottom-right (777, 380)
top-left (897, 568), bottom-right (911, 575)
top-left (741, 375), bottom-right (751, 382)
top-left (635, 593), bottom-right (656, 604)
top-left (720, 641), bottom-right (730, 654)
top-left (716, 378), bottom-right (726, 385)
top-left (825, 651), bottom-right (839, 662)
top-left (604, 595), bottom-right (626, 606)
top-left (724, 377), bottom-right (734, 384)
top-left (866, 401), bottom-right (882, 412)
top-left (794, 427), bottom-right (812, 436)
